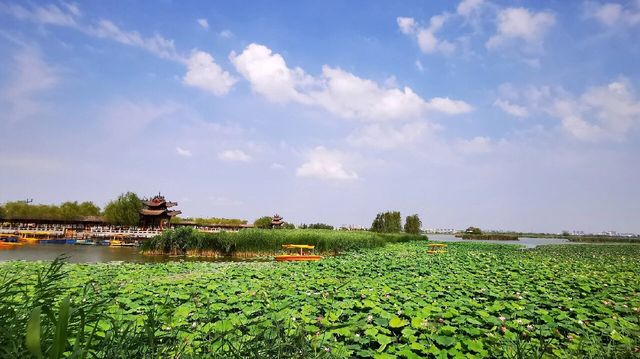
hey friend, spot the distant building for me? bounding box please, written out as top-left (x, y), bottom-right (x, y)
top-left (271, 214), bottom-right (284, 229)
top-left (140, 194), bottom-right (181, 229)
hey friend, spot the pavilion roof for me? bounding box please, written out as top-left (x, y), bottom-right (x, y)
top-left (140, 209), bottom-right (167, 216)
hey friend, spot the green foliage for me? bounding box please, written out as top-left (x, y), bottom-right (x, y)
top-left (300, 223), bottom-right (334, 230)
top-left (0, 201), bottom-right (101, 221)
top-left (174, 217), bottom-right (248, 226)
top-left (462, 233), bottom-right (519, 240)
top-left (141, 228), bottom-right (424, 256)
top-left (253, 216), bottom-right (274, 229)
top-left (403, 214), bottom-right (422, 234)
top-left (1, 244), bottom-right (639, 357)
top-left (103, 192), bottom-right (143, 226)
top-left (371, 211), bottom-right (402, 233)
top-left (465, 226), bottom-right (483, 235)
top-left (282, 222), bottom-right (296, 229)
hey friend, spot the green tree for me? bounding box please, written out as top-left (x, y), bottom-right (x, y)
top-left (0, 205), bottom-right (5, 219)
top-left (282, 222), bottom-right (296, 229)
top-left (465, 226), bottom-right (482, 235)
top-left (404, 214), bottom-right (422, 234)
top-left (371, 211), bottom-right (402, 233)
top-left (103, 192), bottom-right (143, 226)
top-left (78, 201), bottom-right (101, 216)
top-left (60, 202), bottom-right (81, 220)
top-left (371, 213), bottom-right (385, 232)
top-left (253, 216), bottom-right (273, 229)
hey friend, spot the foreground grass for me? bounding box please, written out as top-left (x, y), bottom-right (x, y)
top-left (0, 242), bottom-right (639, 358)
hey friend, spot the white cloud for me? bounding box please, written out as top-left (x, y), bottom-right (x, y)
top-left (197, 18), bottom-right (209, 29)
top-left (219, 29), bottom-right (234, 38)
top-left (347, 122), bottom-right (429, 149)
top-left (424, 97), bottom-right (474, 115)
top-left (86, 19), bottom-right (181, 61)
top-left (0, 2), bottom-right (80, 26)
top-left (397, 17), bottom-right (417, 34)
top-left (270, 162), bottom-right (284, 170)
top-left (230, 43), bottom-right (315, 104)
top-left (457, 0), bottom-right (484, 17)
top-left (415, 59), bottom-right (424, 72)
top-left (230, 43), bottom-right (472, 121)
top-left (398, 15), bottom-right (456, 55)
top-left (296, 146), bottom-right (358, 180)
top-left (494, 99), bottom-right (529, 117)
top-left (456, 136), bottom-right (492, 154)
top-left (218, 149), bottom-right (251, 162)
top-left (1, 47), bottom-right (57, 121)
top-left (486, 7), bottom-right (556, 51)
top-left (586, 1), bottom-right (640, 27)
top-left (183, 50), bottom-right (236, 96)
top-left (176, 147), bottom-right (192, 157)
top-left (551, 79), bottom-right (640, 141)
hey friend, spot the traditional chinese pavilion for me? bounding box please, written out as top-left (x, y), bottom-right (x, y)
top-left (271, 214), bottom-right (284, 229)
top-left (140, 194), bottom-right (181, 229)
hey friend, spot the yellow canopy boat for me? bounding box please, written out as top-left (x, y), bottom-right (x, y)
top-left (275, 244), bottom-right (321, 262)
top-left (427, 243), bottom-right (447, 254)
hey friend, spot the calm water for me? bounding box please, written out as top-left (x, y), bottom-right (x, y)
top-left (428, 234), bottom-right (572, 248)
top-left (0, 244), bottom-right (269, 263)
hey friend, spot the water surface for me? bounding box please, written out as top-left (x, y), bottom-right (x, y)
top-left (0, 244), bottom-right (268, 263)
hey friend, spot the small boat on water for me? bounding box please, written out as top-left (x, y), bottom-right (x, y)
top-left (275, 244), bottom-right (321, 262)
top-left (0, 234), bottom-right (19, 242)
top-left (18, 231), bottom-right (51, 243)
top-left (75, 239), bottom-right (95, 245)
top-left (110, 234), bottom-right (137, 247)
top-left (0, 241), bottom-right (23, 249)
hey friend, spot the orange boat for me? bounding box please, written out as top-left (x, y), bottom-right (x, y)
top-left (275, 244), bottom-right (321, 262)
top-left (0, 242), bottom-right (23, 249)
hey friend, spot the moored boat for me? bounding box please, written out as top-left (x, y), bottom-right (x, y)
top-left (0, 241), bottom-right (23, 249)
top-left (75, 239), bottom-right (95, 245)
top-left (275, 244), bottom-right (321, 262)
top-left (0, 234), bottom-right (19, 242)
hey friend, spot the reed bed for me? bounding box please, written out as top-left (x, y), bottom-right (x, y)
top-left (140, 228), bottom-right (425, 257)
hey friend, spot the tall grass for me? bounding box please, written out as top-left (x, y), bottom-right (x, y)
top-left (140, 228), bottom-right (426, 257)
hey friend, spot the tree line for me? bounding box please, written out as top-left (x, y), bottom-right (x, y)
top-left (0, 201), bottom-right (101, 221)
top-left (371, 211), bottom-right (422, 235)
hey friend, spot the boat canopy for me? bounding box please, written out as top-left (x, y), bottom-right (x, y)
top-left (282, 244), bottom-right (315, 249)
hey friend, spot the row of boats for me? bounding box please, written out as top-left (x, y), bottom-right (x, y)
top-left (0, 233), bottom-right (138, 248)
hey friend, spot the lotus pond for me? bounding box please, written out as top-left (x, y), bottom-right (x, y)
top-left (1, 242), bottom-right (639, 358)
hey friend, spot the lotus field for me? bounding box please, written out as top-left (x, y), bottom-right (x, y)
top-left (1, 242), bottom-right (639, 358)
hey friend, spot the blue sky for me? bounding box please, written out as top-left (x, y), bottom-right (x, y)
top-left (1, 0), bottom-right (639, 232)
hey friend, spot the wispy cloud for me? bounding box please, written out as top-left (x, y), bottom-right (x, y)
top-left (218, 149), bottom-right (251, 162)
top-left (0, 47), bottom-right (58, 122)
top-left (296, 146), bottom-right (358, 181)
top-left (196, 18), bottom-right (209, 29)
top-left (486, 7), bottom-right (556, 51)
top-left (176, 147), bottom-right (193, 157)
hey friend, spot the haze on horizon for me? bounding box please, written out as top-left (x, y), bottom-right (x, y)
top-left (0, 0), bottom-right (639, 233)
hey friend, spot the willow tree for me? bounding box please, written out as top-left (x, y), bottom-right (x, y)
top-left (103, 192), bottom-right (143, 226)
